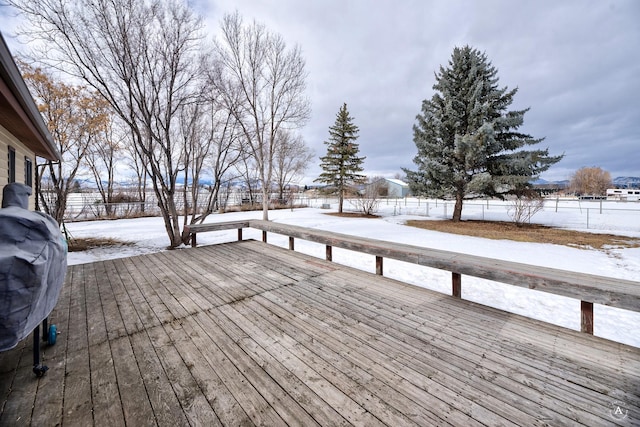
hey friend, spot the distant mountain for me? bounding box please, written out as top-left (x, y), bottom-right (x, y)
top-left (531, 178), bottom-right (569, 187)
top-left (532, 176), bottom-right (639, 189)
top-left (613, 176), bottom-right (640, 188)
top-left (72, 175), bottom-right (639, 190)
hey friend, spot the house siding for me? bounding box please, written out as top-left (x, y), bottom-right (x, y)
top-left (1, 123), bottom-right (36, 210)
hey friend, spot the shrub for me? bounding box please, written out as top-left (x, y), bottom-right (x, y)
top-left (508, 195), bottom-right (545, 226)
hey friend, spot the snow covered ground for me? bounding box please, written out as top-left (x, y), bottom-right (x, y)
top-left (65, 201), bottom-right (640, 348)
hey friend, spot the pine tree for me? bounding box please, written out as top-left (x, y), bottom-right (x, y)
top-left (315, 103), bottom-right (366, 213)
top-left (404, 46), bottom-right (563, 221)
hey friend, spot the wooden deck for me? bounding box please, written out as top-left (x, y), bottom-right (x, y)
top-left (1, 240), bottom-right (638, 426)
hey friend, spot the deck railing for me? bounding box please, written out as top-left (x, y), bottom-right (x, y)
top-left (185, 220), bottom-right (640, 335)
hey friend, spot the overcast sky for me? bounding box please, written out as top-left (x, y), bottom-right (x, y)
top-left (3, 0), bottom-right (639, 182)
top-left (201, 0), bottom-right (640, 182)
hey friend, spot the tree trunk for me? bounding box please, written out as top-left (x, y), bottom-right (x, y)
top-left (278, 184), bottom-right (284, 204)
top-left (453, 190), bottom-right (464, 222)
top-left (166, 201), bottom-right (183, 248)
top-left (262, 183), bottom-right (270, 220)
top-left (261, 161), bottom-right (270, 220)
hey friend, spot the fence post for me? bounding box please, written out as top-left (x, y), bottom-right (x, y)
top-left (376, 256), bottom-right (383, 275)
top-left (262, 231), bottom-right (267, 243)
top-left (326, 245), bottom-right (332, 261)
top-left (452, 273), bottom-right (461, 298)
top-left (581, 301), bottom-right (594, 334)
top-left (289, 236), bottom-right (294, 250)
top-left (587, 208), bottom-right (590, 229)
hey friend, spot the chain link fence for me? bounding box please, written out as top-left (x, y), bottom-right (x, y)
top-left (60, 191), bottom-right (640, 232)
top-left (308, 196), bottom-right (640, 232)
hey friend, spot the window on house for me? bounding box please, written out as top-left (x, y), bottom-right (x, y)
top-left (25, 156), bottom-right (33, 187)
top-left (8, 147), bottom-right (16, 183)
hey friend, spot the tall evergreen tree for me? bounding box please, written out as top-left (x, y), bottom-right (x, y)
top-left (404, 46), bottom-right (563, 221)
top-left (315, 103), bottom-right (366, 213)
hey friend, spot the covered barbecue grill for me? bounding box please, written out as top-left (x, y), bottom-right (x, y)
top-left (0, 183), bottom-right (67, 376)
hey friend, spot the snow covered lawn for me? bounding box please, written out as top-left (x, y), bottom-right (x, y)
top-left (65, 205), bottom-right (640, 348)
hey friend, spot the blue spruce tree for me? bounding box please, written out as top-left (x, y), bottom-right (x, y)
top-left (404, 46), bottom-right (563, 221)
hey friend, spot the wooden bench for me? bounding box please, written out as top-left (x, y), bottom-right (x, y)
top-left (184, 221), bottom-right (250, 248)
top-left (186, 219), bottom-right (640, 335)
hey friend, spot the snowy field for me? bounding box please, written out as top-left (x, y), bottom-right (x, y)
top-left (65, 201), bottom-right (640, 348)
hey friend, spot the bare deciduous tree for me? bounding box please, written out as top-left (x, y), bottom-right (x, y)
top-left (212, 12), bottom-right (310, 220)
top-left (85, 114), bottom-right (124, 217)
top-left (176, 97), bottom-right (243, 239)
top-left (234, 152), bottom-right (261, 207)
top-left (197, 110), bottom-right (244, 218)
top-left (123, 141), bottom-right (148, 211)
top-left (569, 166), bottom-right (612, 196)
top-left (273, 130), bottom-right (313, 203)
top-left (177, 101), bottom-right (206, 222)
top-left (9, 0), bottom-right (208, 247)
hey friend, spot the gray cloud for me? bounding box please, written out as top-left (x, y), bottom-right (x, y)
top-left (5, 0), bottom-right (639, 182)
top-left (205, 0), bottom-right (639, 182)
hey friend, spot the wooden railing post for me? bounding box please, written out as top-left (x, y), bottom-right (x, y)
top-left (289, 236), bottom-right (294, 250)
top-left (376, 256), bottom-right (383, 275)
top-left (191, 233), bottom-right (197, 248)
top-left (262, 231), bottom-right (267, 243)
top-left (238, 228), bottom-right (243, 241)
top-left (326, 245), bottom-right (332, 261)
top-left (581, 301), bottom-right (594, 334)
top-left (452, 273), bottom-right (461, 298)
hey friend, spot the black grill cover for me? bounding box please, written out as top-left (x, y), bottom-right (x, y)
top-left (0, 183), bottom-right (67, 351)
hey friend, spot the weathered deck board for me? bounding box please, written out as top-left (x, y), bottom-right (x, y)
top-left (1, 240), bottom-right (638, 426)
top-left (278, 278), bottom-right (619, 425)
top-left (258, 283), bottom-right (543, 424)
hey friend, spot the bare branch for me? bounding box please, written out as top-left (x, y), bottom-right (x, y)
top-left (212, 12), bottom-right (310, 220)
top-left (9, 0), bottom-right (209, 247)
